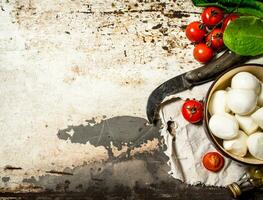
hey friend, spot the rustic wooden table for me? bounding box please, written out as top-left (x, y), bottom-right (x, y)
top-left (0, 0), bottom-right (262, 199)
top-left (0, 130), bottom-right (263, 199)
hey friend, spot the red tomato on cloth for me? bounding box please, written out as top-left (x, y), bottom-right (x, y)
top-left (181, 99), bottom-right (203, 123)
top-left (203, 152), bottom-right (225, 172)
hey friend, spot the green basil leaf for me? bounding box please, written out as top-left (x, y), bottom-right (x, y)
top-left (223, 16), bottom-right (263, 56)
top-left (236, 7), bottom-right (263, 18)
top-left (192, 0), bottom-right (230, 10)
top-left (192, 0), bottom-right (263, 18)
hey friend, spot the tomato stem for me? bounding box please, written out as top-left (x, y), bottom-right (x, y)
top-left (211, 10), bottom-right (218, 17)
top-left (199, 23), bottom-right (206, 30)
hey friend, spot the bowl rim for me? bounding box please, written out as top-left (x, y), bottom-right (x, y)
top-left (203, 63), bottom-right (263, 166)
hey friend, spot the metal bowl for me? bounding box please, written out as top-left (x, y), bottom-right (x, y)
top-left (204, 64), bottom-right (263, 165)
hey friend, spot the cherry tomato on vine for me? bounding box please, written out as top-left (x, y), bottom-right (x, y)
top-left (206, 28), bottom-right (224, 50)
top-left (181, 99), bottom-right (203, 124)
top-left (203, 152), bottom-right (224, 172)
top-left (222, 14), bottom-right (239, 31)
top-left (201, 7), bottom-right (223, 26)
top-left (185, 21), bottom-right (206, 42)
top-left (193, 43), bottom-right (214, 63)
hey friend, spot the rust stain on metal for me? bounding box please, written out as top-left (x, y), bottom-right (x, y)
top-left (4, 166), bottom-right (23, 171)
top-left (77, 4), bottom-right (198, 19)
top-left (0, 184), bottom-right (44, 193)
top-left (45, 170), bottom-right (73, 176)
top-left (14, 0), bottom-right (36, 26)
top-left (71, 66), bottom-right (86, 76)
top-left (120, 77), bottom-right (145, 87)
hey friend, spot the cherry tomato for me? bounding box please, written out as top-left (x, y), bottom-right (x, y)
top-left (222, 14), bottom-right (239, 31)
top-left (181, 99), bottom-right (203, 124)
top-left (206, 28), bottom-right (224, 50)
top-left (185, 21), bottom-right (206, 42)
top-left (203, 152), bottom-right (224, 172)
top-left (193, 43), bottom-right (214, 63)
top-left (201, 7), bottom-right (223, 26)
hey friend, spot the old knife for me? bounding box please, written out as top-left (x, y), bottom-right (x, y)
top-left (146, 50), bottom-right (249, 124)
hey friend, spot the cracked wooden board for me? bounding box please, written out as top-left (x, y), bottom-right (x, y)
top-left (1, 0), bottom-right (263, 198)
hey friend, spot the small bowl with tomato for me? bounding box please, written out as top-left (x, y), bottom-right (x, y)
top-left (204, 64), bottom-right (263, 165)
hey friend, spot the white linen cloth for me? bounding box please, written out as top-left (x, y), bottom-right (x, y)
top-left (159, 82), bottom-right (247, 186)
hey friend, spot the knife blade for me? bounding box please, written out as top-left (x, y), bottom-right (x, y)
top-left (146, 50), bottom-right (249, 124)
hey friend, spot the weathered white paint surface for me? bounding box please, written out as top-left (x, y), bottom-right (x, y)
top-left (0, 0), bottom-right (203, 190)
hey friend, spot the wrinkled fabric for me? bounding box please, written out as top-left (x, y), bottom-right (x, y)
top-left (160, 83), bottom-right (247, 186)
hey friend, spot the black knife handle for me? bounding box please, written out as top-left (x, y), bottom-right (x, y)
top-left (185, 51), bottom-right (249, 85)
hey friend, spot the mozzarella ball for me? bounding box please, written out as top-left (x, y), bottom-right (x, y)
top-left (251, 107), bottom-right (263, 129)
top-left (223, 130), bottom-right (248, 157)
top-left (231, 72), bottom-right (261, 94)
top-left (258, 83), bottom-right (263, 106)
top-left (209, 90), bottom-right (230, 115)
top-left (209, 113), bottom-right (239, 139)
top-left (227, 89), bottom-right (257, 115)
top-left (226, 87), bottom-right (232, 92)
top-left (235, 114), bottom-right (258, 135)
top-left (247, 132), bottom-right (263, 160)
